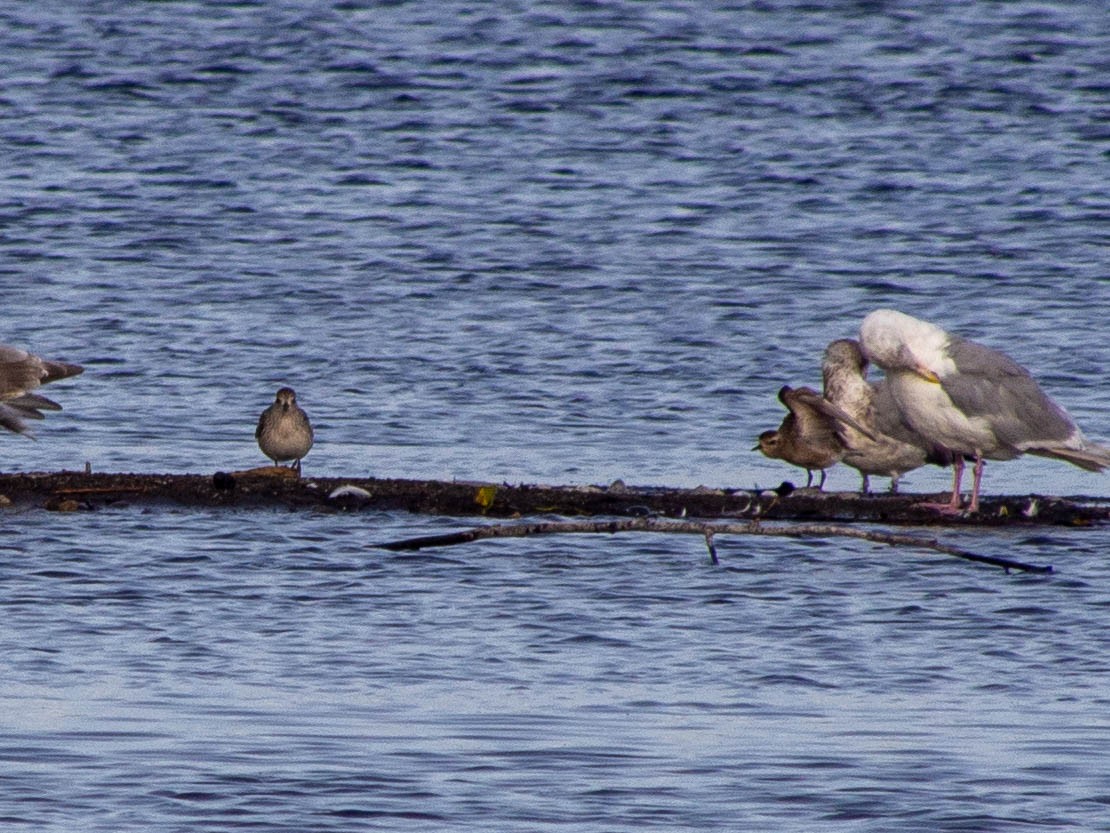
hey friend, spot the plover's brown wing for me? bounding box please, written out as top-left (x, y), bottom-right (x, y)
top-left (0, 405), bottom-right (30, 435)
top-left (0, 345), bottom-right (83, 436)
top-left (0, 344), bottom-right (83, 400)
top-left (0, 345), bottom-right (48, 400)
top-left (255, 405), bottom-right (270, 440)
top-left (40, 359), bottom-right (84, 385)
top-left (5, 393), bottom-right (62, 416)
top-left (786, 386), bottom-right (879, 442)
top-left (0, 396), bottom-right (62, 436)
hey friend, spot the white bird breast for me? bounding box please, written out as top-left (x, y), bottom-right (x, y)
top-left (888, 372), bottom-right (999, 457)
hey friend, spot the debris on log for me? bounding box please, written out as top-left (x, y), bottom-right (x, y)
top-left (0, 470), bottom-right (1105, 527)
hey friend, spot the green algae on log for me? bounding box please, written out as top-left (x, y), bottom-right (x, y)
top-left (0, 469), bottom-right (1106, 527)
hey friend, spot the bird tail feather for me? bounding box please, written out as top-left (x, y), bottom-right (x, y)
top-left (0, 404), bottom-right (34, 438)
top-left (42, 360), bottom-right (84, 384)
top-left (1028, 443), bottom-right (1110, 473)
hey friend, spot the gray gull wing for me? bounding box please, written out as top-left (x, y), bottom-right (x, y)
top-left (940, 335), bottom-right (1077, 448)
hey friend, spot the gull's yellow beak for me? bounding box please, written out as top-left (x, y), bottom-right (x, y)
top-left (915, 365), bottom-right (941, 384)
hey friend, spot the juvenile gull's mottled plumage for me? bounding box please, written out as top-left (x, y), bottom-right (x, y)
top-left (753, 384), bottom-right (877, 490)
top-left (821, 338), bottom-right (937, 493)
top-left (859, 309), bottom-right (1110, 512)
top-left (256, 387), bottom-right (314, 472)
top-left (0, 344), bottom-right (84, 437)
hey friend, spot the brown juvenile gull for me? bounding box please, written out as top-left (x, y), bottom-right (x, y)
top-left (822, 338), bottom-right (938, 494)
top-left (0, 344), bottom-right (84, 437)
top-left (859, 308), bottom-right (1110, 513)
top-left (753, 384), bottom-right (877, 490)
top-left (256, 387), bottom-right (314, 472)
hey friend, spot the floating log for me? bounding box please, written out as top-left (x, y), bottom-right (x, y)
top-left (0, 470), bottom-right (1105, 527)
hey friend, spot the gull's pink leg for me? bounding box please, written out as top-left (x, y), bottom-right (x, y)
top-left (949, 457), bottom-right (965, 509)
top-left (967, 455), bottom-right (985, 513)
top-left (919, 456), bottom-right (965, 513)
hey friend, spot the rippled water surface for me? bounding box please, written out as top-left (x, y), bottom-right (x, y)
top-left (1, 1), bottom-right (1108, 830)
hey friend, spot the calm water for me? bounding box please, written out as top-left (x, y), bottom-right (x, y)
top-left (1, 1), bottom-right (1108, 830)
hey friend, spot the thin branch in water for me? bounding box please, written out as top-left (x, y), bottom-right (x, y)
top-left (377, 517), bottom-right (1052, 574)
top-left (704, 529), bottom-right (719, 565)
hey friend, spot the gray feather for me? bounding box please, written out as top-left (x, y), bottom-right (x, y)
top-left (942, 336), bottom-right (1077, 448)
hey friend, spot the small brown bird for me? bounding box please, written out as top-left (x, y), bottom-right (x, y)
top-left (753, 385), bottom-right (876, 490)
top-left (0, 344), bottom-right (84, 437)
top-left (256, 387), bottom-right (314, 471)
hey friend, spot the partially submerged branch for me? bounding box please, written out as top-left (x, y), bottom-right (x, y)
top-left (378, 517), bottom-right (1053, 574)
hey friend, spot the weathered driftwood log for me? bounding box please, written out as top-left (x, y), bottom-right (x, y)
top-left (377, 517), bottom-right (1054, 574)
top-left (0, 469), bottom-right (1105, 528)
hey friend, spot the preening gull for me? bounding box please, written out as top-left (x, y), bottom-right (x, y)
top-left (859, 309), bottom-right (1110, 512)
top-left (753, 384), bottom-right (876, 490)
top-left (0, 344), bottom-right (84, 437)
top-left (256, 387), bottom-right (314, 471)
top-left (822, 338), bottom-right (939, 493)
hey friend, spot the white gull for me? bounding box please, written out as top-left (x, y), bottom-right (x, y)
top-left (859, 309), bottom-right (1109, 512)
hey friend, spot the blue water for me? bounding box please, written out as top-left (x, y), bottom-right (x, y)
top-left (1, 1), bottom-right (1108, 830)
